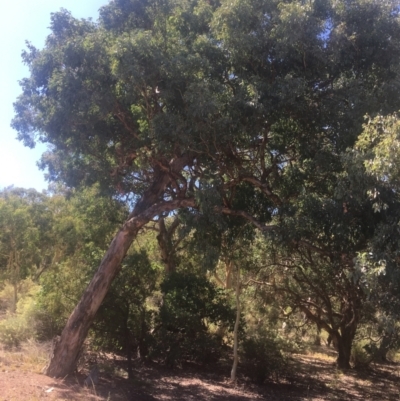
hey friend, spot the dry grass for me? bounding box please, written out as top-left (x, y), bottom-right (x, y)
top-left (0, 340), bottom-right (125, 401)
top-left (306, 351), bottom-right (336, 363)
top-left (0, 339), bottom-right (51, 373)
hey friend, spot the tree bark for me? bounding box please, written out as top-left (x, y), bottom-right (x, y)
top-left (12, 282), bottom-right (18, 314)
top-left (336, 333), bottom-right (352, 369)
top-left (157, 217), bottom-right (179, 273)
top-left (45, 196), bottom-right (195, 378)
top-left (336, 321), bottom-right (357, 370)
top-left (216, 259), bottom-right (234, 338)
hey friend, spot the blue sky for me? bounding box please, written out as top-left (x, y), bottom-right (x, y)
top-left (0, 0), bottom-right (108, 192)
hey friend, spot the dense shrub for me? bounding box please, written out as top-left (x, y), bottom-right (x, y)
top-left (0, 316), bottom-right (31, 348)
top-left (241, 331), bottom-right (288, 383)
top-left (351, 341), bottom-right (373, 369)
top-left (150, 272), bottom-right (235, 367)
top-left (90, 251), bottom-right (157, 360)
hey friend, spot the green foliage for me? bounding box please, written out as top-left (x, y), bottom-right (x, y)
top-left (350, 340), bottom-right (373, 369)
top-left (150, 272), bottom-right (235, 366)
top-left (0, 316), bottom-right (32, 348)
top-left (241, 329), bottom-right (288, 384)
top-left (13, 0), bottom-right (400, 204)
top-left (0, 188), bottom-right (51, 287)
top-left (356, 111), bottom-right (400, 187)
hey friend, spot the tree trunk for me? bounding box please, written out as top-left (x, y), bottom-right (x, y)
top-left (9, 250), bottom-right (19, 313)
top-left (336, 335), bottom-right (352, 369)
top-left (314, 325), bottom-right (321, 346)
top-left (231, 267), bottom-right (240, 382)
top-left (45, 226), bottom-right (138, 377)
top-left (11, 282), bottom-right (18, 314)
top-left (336, 325), bottom-right (357, 369)
top-left (45, 195), bottom-right (195, 378)
top-left (157, 217), bottom-right (179, 274)
top-left (216, 259), bottom-right (233, 338)
top-left (225, 260), bottom-right (233, 290)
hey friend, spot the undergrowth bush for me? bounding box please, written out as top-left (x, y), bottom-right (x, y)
top-left (0, 280), bottom-right (40, 348)
top-left (351, 341), bottom-right (373, 369)
top-left (150, 272), bottom-right (235, 367)
top-left (241, 331), bottom-right (288, 384)
top-left (0, 316), bottom-right (31, 348)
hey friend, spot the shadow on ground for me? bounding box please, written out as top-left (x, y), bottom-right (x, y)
top-left (70, 346), bottom-right (400, 401)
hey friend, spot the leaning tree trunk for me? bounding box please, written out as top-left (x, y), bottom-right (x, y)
top-left (45, 226), bottom-right (137, 377)
top-left (45, 196), bottom-right (195, 378)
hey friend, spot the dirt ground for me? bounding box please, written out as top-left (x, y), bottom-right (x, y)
top-left (1, 345), bottom-right (400, 401)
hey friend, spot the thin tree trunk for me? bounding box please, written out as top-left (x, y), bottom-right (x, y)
top-left (225, 260), bottom-right (233, 290)
top-left (8, 250), bottom-right (18, 313)
top-left (157, 217), bottom-right (179, 274)
top-left (216, 259), bottom-right (233, 338)
top-left (12, 282), bottom-right (18, 314)
top-left (231, 267), bottom-right (240, 382)
top-left (45, 196), bottom-right (194, 378)
top-left (314, 325), bottom-right (321, 346)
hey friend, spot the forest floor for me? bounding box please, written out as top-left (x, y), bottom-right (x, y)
top-left (0, 342), bottom-right (399, 401)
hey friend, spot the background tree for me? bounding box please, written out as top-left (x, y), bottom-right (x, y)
top-left (0, 188), bottom-right (53, 312)
top-left (350, 113), bottom-right (400, 361)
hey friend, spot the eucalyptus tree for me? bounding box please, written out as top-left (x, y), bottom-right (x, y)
top-left (12, 0), bottom-right (400, 376)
